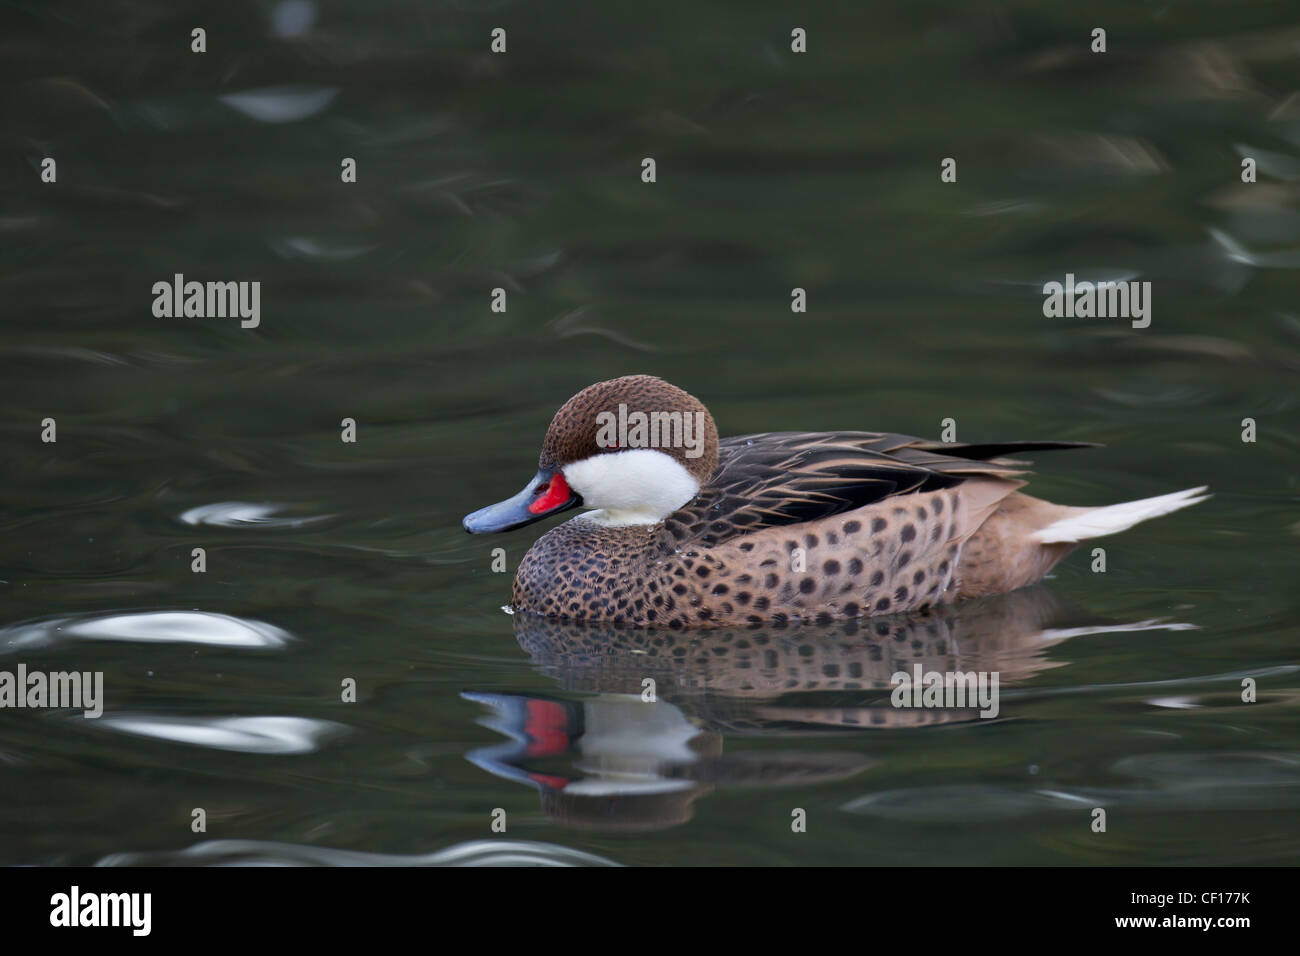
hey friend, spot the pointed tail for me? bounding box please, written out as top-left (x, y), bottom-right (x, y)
top-left (1030, 486), bottom-right (1210, 544)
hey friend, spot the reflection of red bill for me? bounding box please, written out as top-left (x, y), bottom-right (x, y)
top-left (524, 699), bottom-right (571, 757)
top-left (524, 698), bottom-right (572, 790)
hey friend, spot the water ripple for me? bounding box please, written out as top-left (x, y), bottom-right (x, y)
top-left (94, 715), bottom-right (347, 754)
top-left (843, 785), bottom-right (1078, 821)
top-left (218, 86), bottom-right (339, 124)
top-left (0, 611), bottom-right (293, 654)
top-left (1113, 751), bottom-right (1300, 785)
top-left (179, 502), bottom-right (333, 528)
top-left (270, 0), bottom-right (317, 38)
top-left (844, 752), bottom-right (1300, 821)
top-left (270, 237), bottom-right (378, 260)
top-left (97, 838), bottom-right (621, 867)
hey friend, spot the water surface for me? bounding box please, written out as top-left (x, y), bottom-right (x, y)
top-left (1, 0), bottom-right (1298, 865)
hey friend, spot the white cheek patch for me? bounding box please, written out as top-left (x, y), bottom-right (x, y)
top-left (562, 449), bottom-right (699, 526)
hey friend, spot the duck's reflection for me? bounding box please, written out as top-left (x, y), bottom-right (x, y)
top-left (464, 691), bottom-right (870, 830)
top-left (464, 588), bottom-right (1188, 831)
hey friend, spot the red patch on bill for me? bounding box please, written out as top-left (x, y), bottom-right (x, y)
top-left (528, 472), bottom-right (572, 514)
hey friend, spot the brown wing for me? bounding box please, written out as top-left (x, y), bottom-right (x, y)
top-left (663, 431), bottom-right (1095, 548)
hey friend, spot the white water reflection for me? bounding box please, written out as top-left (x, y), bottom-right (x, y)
top-left (0, 611), bottom-right (293, 653)
top-left (219, 86), bottom-right (339, 124)
top-left (94, 715), bottom-right (347, 754)
top-left (270, 0), bottom-right (317, 38)
top-left (179, 501), bottom-right (332, 528)
top-left (98, 838), bottom-right (620, 867)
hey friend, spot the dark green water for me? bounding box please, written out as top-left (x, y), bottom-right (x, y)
top-left (2, 1), bottom-right (1298, 865)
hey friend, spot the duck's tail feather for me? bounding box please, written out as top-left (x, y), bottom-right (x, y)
top-left (1030, 486), bottom-right (1210, 544)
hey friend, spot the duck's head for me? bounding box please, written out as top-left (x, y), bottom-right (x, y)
top-left (463, 375), bottom-right (719, 533)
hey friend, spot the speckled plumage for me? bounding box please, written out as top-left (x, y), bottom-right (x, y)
top-left (467, 375), bottom-right (1207, 627)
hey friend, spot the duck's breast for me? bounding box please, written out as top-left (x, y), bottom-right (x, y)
top-left (512, 516), bottom-right (666, 623)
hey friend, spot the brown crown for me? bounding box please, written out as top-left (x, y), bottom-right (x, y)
top-left (538, 375), bottom-right (720, 484)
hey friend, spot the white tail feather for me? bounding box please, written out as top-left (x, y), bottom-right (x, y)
top-left (1031, 486), bottom-right (1210, 544)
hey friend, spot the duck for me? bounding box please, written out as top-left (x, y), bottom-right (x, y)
top-left (463, 375), bottom-right (1208, 628)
